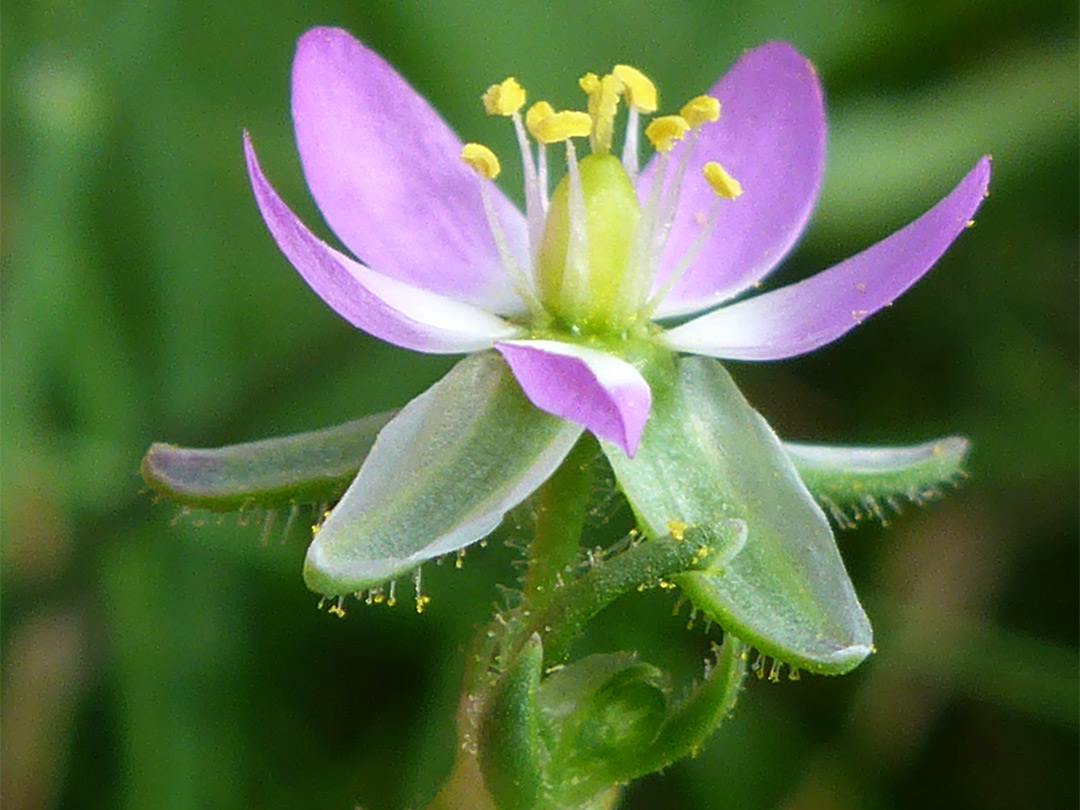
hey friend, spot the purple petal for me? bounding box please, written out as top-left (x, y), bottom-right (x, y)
top-left (245, 133), bottom-right (524, 354)
top-left (644, 42), bottom-right (826, 318)
top-left (494, 340), bottom-right (652, 457)
top-left (291, 27), bottom-right (528, 313)
top-left (663, 157), bottom-right (991, 360)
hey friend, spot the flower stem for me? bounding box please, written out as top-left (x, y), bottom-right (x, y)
top-left (520, 436), bottom-right (596, 610)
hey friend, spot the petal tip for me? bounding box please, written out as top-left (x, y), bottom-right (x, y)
top-left (495, 340), bottom-right (652, 458)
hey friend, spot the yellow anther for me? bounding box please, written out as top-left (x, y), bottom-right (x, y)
top-left (482, 77), bottom-right (526, 116)
top-left (644, 115), bottom-right (690, 153)
top-left (612, 64), bottom-right (658, 113)
top-left (460, 143), bottom-right (501, 179)
top-left (525, 101), bottom-right (555, 139)
top-left (703, 161), bottom-right (742, 199)
top-left (532, 110), bottom-right (592, 144)
top-left (680, 95), bottom-right (721, 128)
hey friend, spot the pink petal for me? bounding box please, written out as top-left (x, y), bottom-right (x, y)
top-left (644, 41), bottom-right (826, 318)
top-left (494, 340), bottom-right (652, 457)
top-left (245, 133), bottom-right (524, 354)
top-left (663, 157), bottom-right (991, 360)
top-left (291, 27), bottom-right (527, 313)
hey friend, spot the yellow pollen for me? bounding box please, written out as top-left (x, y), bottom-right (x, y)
top-left (532, 110), bottom-right (592, 144)
top-left (578, 72), bottom-right (600, 95)
top-left (645, 115), bottom-right (690, 153)
top-left (680, 95), bottom-right (721, 128)
top-left (578, 72), bottom-right (622, 154)
top-left (612, 64), bottom-right (658, 113)
top-left (525, 101), bottom-right (556, 138)
top-left (666, 519), bottom-right (688, 541)
top-left (482, 77), bottom-right (526, 116)
top-left (460, 143), bottom-right (501, 179)
top-left (703, 161), bottom-right (742, 199)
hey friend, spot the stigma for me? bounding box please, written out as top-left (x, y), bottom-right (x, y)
top-left (460, 65), bottom-right (742, 336)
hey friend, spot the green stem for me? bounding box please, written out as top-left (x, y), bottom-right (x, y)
top-left (525, 520), bottom-right (745, 663)
top-left (521, 436), bottom-right (596, 609)
top-left (432, 441), bottom-right (597, 810)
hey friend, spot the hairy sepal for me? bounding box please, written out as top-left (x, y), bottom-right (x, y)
top-left (785, 437), bottom-right (970, 527)
top-left (303, 352), bottom-right (583, 596)
top-left (602, 356), bottom-right (873, 675)
top-left (140, 412), bottom-right (394, 512)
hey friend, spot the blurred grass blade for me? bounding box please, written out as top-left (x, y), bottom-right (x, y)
top-left (140, 411), bottom-right (395, 512)
top-left (785, 437), bottom-right (970, 527)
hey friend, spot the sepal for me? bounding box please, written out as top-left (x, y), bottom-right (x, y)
top-left (784, 437), bottom-right (970, 527)
top-left (140, 412), bottom-right (394, 512)
top-left (603, 356), bottom-right (872, 675)
top-left (303, 352), bottom-right (583, 596)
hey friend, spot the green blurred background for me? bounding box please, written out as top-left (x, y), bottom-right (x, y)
top-left (2, 0), bottom-right (1077, 808)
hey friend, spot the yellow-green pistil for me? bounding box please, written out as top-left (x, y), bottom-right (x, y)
top-left (538, 152), bottom-right (641, 331)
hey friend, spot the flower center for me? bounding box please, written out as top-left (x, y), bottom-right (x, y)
top-left (460, 68), bottom-right (742, 336)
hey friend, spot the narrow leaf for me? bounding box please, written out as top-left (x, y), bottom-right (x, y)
top-left (785, 437), bottom-right (970, 526)
top-left (603, 356), bottom-right (872, 675)
top-left (303, 352), bottom-right (583, 596)
top-left (140, 412), bottom-right (394, 512)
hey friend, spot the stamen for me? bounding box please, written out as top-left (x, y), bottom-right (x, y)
top-left (621, 106), bottom-right (641, 177)
top-left (703, 160), bottom-right (742, 199)
top-left (612, 65), bottom-right (658, 113)
top-left (460, 144), bottom-right (545, 314)
top-left (531, 111), bottom-right (592, 144)
top-left (642, 161), bottom-right (742, 316)
top-left (482, 77), bottom-right (526, 116)
top-left (460, 143), bottom-right (501, 179)
top-left (680, 95), bottom-right (720, 129)
top-left (644, 115), bottom-right (690, 154)
top-left (613, 150), bottom-right (670, 323)
top-left (525, 101), bottom-right (554, 136)
top-left (509, 113), bottom-right (545, 266)
top-left (526, 101), bottom-right (556, 207)
top-left (652, 126), bottom-right (699, 255)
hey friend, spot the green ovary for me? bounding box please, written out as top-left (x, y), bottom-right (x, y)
top-left (538, 152), bottom-right (641, 332)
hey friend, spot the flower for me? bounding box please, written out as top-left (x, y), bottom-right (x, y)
top-left (243, 27), bottom-right (989, 672)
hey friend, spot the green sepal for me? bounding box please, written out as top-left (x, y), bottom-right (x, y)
top-left (304, 352), bottom-right (583, 596)
top-left (603, 356), bottom-right (873, 675)
top-left (143, 407), bottom-right (967, 538)
top-left (140, 412), bottom-right (394, 512)
top-left (539, 654), bottom-right (668, 806)
top-left (534, 636), bottom-right (748, 808)
top-left (479, 634), bottom-right (549, 810)
top-left (785, 437), bottom-right (970, 527)
top-left (632, 634), bottom-right (748, 773)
